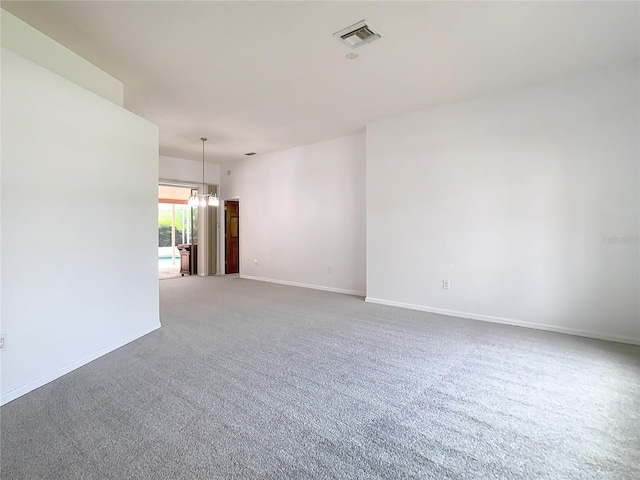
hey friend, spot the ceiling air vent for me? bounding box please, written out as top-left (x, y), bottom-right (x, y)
top-left (334, 20), bottom-right (382, 48)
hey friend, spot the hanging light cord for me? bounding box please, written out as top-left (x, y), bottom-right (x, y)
top-left (201, 137), bottom-right (207, 193)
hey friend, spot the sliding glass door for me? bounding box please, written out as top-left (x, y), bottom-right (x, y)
top-left (158, 203), bottom-right (197, 262)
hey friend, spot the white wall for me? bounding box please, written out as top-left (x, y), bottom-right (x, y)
top-left (1, 47), bottom-right (160, 404)
top-left (159, 155), bottom-right (220, 186)
top-left (366, 63), bottom-right (640, 344)
top-left (220, 134), bottom-right (366, 295)
top-left (1, 10), bottom-right (124, 106)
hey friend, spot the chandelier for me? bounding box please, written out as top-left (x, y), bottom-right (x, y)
top-left (188, 137), bottom-right (219, 207)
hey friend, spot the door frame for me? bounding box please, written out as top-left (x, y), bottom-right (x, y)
top-left (158, 181), bottom-right (200, 266)
top-left (159, 180), bottom-right (220, 276)
top-left (220, 197), bottom-right (240, 275)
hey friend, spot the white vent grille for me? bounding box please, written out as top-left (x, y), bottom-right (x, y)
top-left (334, 20), bottom-right (382, 48)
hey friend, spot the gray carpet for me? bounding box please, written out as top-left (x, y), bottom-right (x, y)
top-left (1, 276), bottom-right (639, 479)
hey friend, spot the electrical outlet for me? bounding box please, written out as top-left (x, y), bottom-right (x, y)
top-left (442, 280), bottom-right (450, 290)
top-left (0, 333), bottom-right (6, 350)
top-left (254, 259), bottom-right (258, 265)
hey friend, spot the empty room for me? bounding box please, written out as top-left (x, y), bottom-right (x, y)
top-left (1, 2), bottom-right (638, 479)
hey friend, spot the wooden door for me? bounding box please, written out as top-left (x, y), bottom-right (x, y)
top-left (225, 201), bottom-right (239, 274)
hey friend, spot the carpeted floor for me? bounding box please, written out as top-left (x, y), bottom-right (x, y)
top-left (1, 276), bottom-right (639, 479)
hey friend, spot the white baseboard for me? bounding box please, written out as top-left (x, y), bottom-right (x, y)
top-left (240, 275), bottom-right (365, 297)
top-left (1, 322), bottom-right (161, 406)
top-left (364, 297), bottom-right (640, 346)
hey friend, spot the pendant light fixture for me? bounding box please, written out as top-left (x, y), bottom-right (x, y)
top-left (188, 137), bottom-right (219, 208)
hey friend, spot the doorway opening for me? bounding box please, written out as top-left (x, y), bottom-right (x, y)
top-left (158, 185), bottom-right (197, 280)
top-left (225, 200), bottom-right (240, 274)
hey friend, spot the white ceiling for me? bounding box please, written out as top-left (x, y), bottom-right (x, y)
top-left (3, 1), bottom-right (639, 164)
